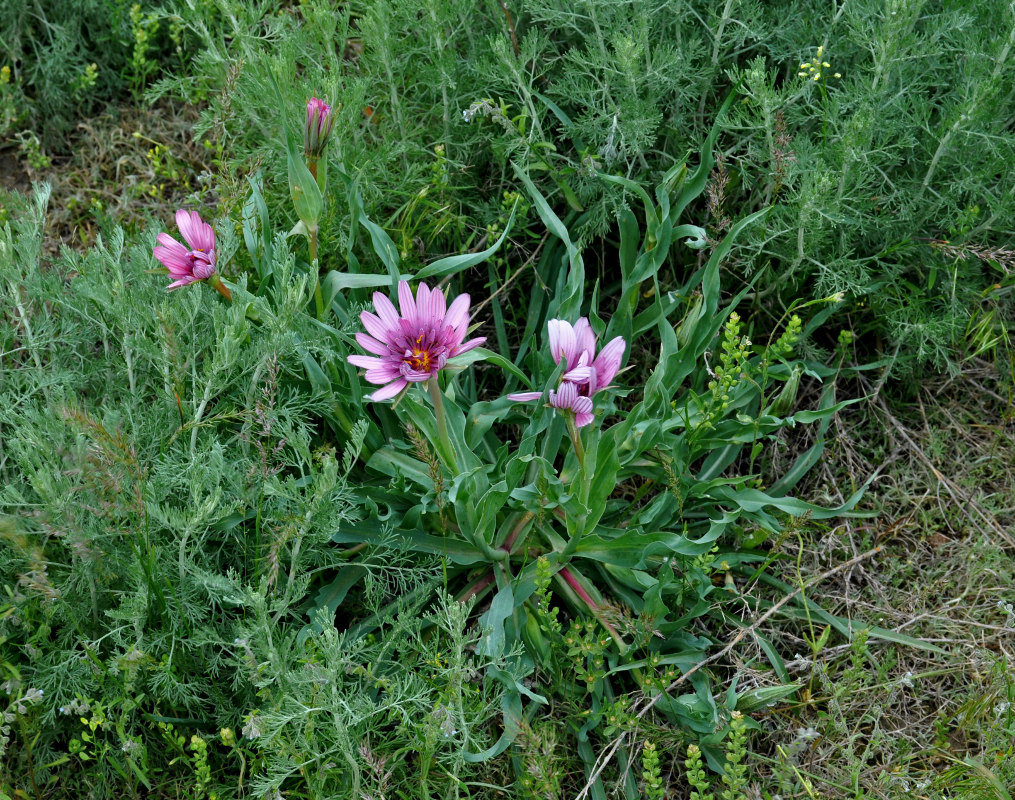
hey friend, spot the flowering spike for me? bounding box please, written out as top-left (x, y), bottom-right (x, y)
top-left (348, 281), bottom-right (485, 402)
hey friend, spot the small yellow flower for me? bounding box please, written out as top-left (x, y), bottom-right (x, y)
top-left (798, 46), bottom-right (841, 82)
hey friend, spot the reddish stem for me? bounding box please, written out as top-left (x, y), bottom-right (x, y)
top-left (500, 511), bottom-right (534, 553)
top-left (456, 571), bottom-right (496, 605)
top-left (559, 566), bottom-right (626, 650)
top-left (210, 275), bottom-right (232, 301)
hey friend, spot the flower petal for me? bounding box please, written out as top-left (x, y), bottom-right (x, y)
top-left (427, 286), bottom-right (447, 323)
top-left (549, 381), bottom-right (578, 410)
top-left (347, 354), bottom-right (388, 370)
top-left (548, 319), bottom-right (577, 367)
top-left (397, 281), bottom-right (416, 324)
top-left (156, 231), bottom-right (187, 254)
top-left (445, 293), bottom-right (470, 332)
top-left (364, 364), bottom-right (403, 383)
top-left (573, 317), bottom-right (598, 363)
top-left (367, 378), bottom-right (408, 402)
top-left (451, 336), bottom-right (486, 357)
top-left (400, 364), bottom-right (433, 382)
top-left (415, 282), bottom-right (431, 322)
top-left (572, 396), bottom-right (595, 427)
top-left (355, 332), bottom-right (391, 356)
top-left (166, 276), bottom-right (197, 290)
top-left (372, 291), bottom-right (401, 332)
top-left (507, 391), bottom-right (543, 402)
top-left (360, 311), bottom-right (390, 342)
top-left (591, 336), bottom-right (626, 392)
top-left (153, 244), bottom-right (191, 274)
top-left (176, 210), bottom-right (214, 252)
top-left (563, 365), bottom-right (593, 383)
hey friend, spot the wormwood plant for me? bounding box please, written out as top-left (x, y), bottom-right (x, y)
top-left (141, 0), bottom-right (1015, 383)
top-left (0, 185), bottom-right (510, 798)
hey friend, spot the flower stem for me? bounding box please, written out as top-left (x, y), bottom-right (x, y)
top-left (210, 275), bottom-right (232, 302)
top-left (566, 415), bottom-right (585, 470)
top-left (428, 376), bottom-right (457, 472)
top-left (310, 226), bottom-right (325, 319)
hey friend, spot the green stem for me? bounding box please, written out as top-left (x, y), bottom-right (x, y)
top-left (428, 376), bottom-right (457, 472)
top-left (566, 415), bottom-right (585, 470)
top-left (310, 226), bottom-right (325, 319)
top-left (209, 274), bottom-right (232, 302)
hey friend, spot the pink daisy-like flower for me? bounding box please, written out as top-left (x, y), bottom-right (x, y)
top-left (508, 317), bottom-right (626, 427)
top-left (153, 209), bottom-right (217, 290)
top-left (348, 281), bottom-right (486, 402)
top-left (548, 381), bottom-right (594, 427)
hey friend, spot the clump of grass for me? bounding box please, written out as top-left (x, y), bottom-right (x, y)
top-left (751, 367), bottom-right (1015, 797)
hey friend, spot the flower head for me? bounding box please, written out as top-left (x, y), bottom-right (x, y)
top-left (348, 281), bottom-right (485, 401)
top-left (153, 209), bottom-right (217, 290)
top-left (508, 317), bottom-right (625, 427)
top-left (304, 97), bottom-right (334, 158)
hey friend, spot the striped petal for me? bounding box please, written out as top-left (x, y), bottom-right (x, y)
top-left (355, 332), bottom-right (391, 356)
top-left (573, 317), bottom-right (598, 363)
top-left (548, 319), bottom-right (577, 367)
top-left (176, 209), bottom-right (215, 252)
top-left (372, 291), bottom-right (401, 332)
top-left (364, 364), bottom-right (403, 383)
top-left (572, 396), bottom-right (595, 428)
top-left (591, 336), bottom-right (626, 392)
top-left (166, 276), bottom-right (198, 290)
top-left (445, 293), bottom-right (470, 332)
top-left (360, 311), bottom-right (389, 342)
top-left (397, 281), bottom-right (416, 324)
top-left (347, 354), bottom-right (387, 370)
top-left (451, 336), bottom-right (485, 357)
top-left (549, 381), bottom-right (578, 410)
top-left (367, 378), bottom-right (408, 402)
top-left (563, 365), bottom-right (593, 383)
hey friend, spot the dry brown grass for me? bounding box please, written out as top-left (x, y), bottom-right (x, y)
top-left (3, 100), bottom-right (219, 255)
top-left (748, 362), bottom-right (1015, 798)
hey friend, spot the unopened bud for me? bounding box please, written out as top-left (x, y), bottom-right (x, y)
top-left (304, 97), bottom-right (334, 159)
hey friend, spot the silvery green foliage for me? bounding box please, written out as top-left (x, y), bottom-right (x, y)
top-left (0, 190), bottom-right (503, 796)
top-left (155, 0), bottom-right (1013, 373)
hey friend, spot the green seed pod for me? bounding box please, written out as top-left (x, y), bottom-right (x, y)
top-left (768, 364), bottom-right (803, 416)
top-left (676, 293), bottom-right (705, 349)
top-left (521, 608), bottom-right (552, 666)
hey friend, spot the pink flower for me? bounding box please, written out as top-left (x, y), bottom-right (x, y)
top-left (348, 281), bottom-right (486, 402)
top-left (549, 381), bottom-right (594, 427)
top-left (304, 97), bottom-right (334, 158)
top-left (508, 317), bottom-right (626, 427)
top-left (153, 209), bottom-right (217, 290)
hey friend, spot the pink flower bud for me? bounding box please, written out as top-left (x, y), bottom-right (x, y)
top-left (304, 97), bottom-right (334, 159)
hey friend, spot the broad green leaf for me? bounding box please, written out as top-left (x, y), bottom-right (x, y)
top-left (331, 523), bottom-right (487, 566)
top-left (735, 683), bottom-right (801, 712)
top-left (320, 270), bottom-right (415, 296)
top-left (414, 199), bottom-right (518, 279)
top-left (477, 585), bottom-right (515, 658)
top-left (447, 346), bottom-right (532, 387)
